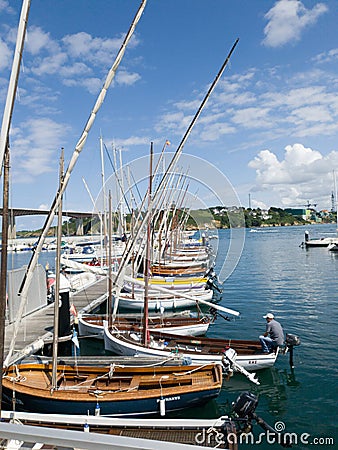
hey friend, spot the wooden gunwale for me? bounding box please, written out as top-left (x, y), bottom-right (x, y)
top-left (2, 363), bottom-right (222, 401)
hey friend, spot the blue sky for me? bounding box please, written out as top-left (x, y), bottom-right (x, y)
top-left (1, 0), bottom-right (338, 230)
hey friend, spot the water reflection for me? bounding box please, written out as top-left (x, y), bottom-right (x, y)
top-left (219, 366), bottom-right (301, 417)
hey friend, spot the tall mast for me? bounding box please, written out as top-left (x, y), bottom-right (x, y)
top-left (113, 39), bottom-right (239, 287)
top-left (99, 135), bottom-right (108, 256)
top-left (0, 0), bottom-right (31, 404)
top-left (143, 143), bottom-right (153, 346)
top-left (51, 149), bottom-right (64, 390)
top-left (0, 0), bottom-right (31, 171)
top-left (119, 147), bottom-right (127, 234)
top-left (0, 145), bottom-right (10, 415)
top-left (108, 191), bottom-right (113, 328)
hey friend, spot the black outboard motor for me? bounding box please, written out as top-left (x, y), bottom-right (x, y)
top-left (233, 392), bottom-right (292, 448)
top-left (232, 391), bottom-right (258, 418)
top-left (300, 230), bottom-right (309, 247)
top-left (285, 334), bottom-right (301, 369)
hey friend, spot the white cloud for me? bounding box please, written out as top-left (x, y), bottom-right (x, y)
top-left (30, 52), bottom-right (68, 76)
top-left (117, 136), bottom-right (150, 147)
top-left (262, 0), bottom-right (328, 48)
top-left (26, 26), bottom-right (54, 55)
top-left (0, 1), bottom-right (13, 14)
top-left (62, 76), bottom-right (101, 95)
top-left (199, 122), bottom-right (236, 142)
top-left (155, 59), bottom-right (338, 150)
top-left (62, 32), bottom-right (139, 67)
top-left (313, 48), bottom-right (338, 64)
top-left (115, 70), bottom-right (141, 86)
top-left (248, 143), bottom-right (338, 208)
top-left (0, 38), bottom-right (12, 70)
top-left (11, 118), bottom-right (70, 180)
top-left (251, 199), bottom-right (268, 210)
top-left (230, 106), bottom-right (272, 129)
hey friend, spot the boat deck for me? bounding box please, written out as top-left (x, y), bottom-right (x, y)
top-left (4, 277), bottom-right (108, 365)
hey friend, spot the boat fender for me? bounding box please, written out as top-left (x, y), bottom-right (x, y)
top-left (95, 402), bottom-right (100, 416)
top-left (130, 332), bottom-right (140, 341)
top-left (182, 357), bottom-right (192, 365)
top-left (159, 398), bottom-right (166, 416)
top-left (84, 422), bottom-right (89, 432)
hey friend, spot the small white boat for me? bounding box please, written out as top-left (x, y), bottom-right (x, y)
top-left (117, 289), bottom-right (214, 311)
top-left (301, 230), bottom-right (338, 247)
top-left (103, 324), bottom-right (267, 384)
top-left (78, 311), bottom-right (213, 338)
top-left (123, 276), bottom-right (209, 292)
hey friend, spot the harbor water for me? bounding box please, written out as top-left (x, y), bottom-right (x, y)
top-left (7, 224), bottom-right (338, 449)
top-left (213, 224), bottom-right (338, 449)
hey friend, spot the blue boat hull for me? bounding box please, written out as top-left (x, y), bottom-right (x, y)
top-left (2, 387), bottom-right (219, 417)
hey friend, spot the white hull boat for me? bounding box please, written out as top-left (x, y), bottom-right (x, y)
top-left (103, 323), bottom-right (272, 380)
top-left (117, 289), bottom-right (214, 311)
top-left (78, 313), bottom-right (212, 339)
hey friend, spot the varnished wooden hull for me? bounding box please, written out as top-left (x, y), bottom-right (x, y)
top-left (2, 363), bottom-right (222, 417)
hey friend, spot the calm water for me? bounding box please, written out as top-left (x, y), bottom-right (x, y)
top-left (212, 224), bottom-right (338, 449)
top-left (7, 225), bottom-right (338, 449)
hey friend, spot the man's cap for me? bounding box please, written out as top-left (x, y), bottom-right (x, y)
top-left (263, 313), bottom-right (274, 319)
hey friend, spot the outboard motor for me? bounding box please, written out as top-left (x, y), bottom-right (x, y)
top-left (232, 391), bottom-right (258, 418)
top-left (300, 230), bottom-right (309, 247)
top-left (285, 334), bottom-right (301, 369)
top-left (233, 392), bottom-right (292, 448)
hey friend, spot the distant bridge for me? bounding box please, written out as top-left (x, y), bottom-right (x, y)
top-left (0, 208), bottom-right (96, 238)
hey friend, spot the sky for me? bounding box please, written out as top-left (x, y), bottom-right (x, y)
top-left (1, 0), bottom-right (338, 230)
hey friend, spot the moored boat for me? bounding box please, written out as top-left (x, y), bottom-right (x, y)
top-left (2, 361), bottom-right (223, 417)
top-left (0, 390), bottom-right (292, 449)
top-left (117, 288), bottom-right (214, 311)
top-left (78, 311), bottom-right (213, 338)
top-left (103, 325), bottom-right (278, 374)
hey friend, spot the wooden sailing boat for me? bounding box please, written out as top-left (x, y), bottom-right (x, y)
top-left (104, 327), bottom-right (278, 372)
top-left (2, 361), bottom-right (223, 416)
top-left (78, 311), bottom-right (214, 338)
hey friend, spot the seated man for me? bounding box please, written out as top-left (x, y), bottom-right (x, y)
top-left (259, 313), bottom-right (284, 353)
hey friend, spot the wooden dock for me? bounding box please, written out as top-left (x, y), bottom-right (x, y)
top-left (4, 277), bottom-right (108, 365)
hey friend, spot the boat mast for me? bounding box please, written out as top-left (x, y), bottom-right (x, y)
top-left (143, 143), bottom-right (153, 346)
top-left (5, 0), bottom-right (147, 366)
top-left (333, 170), bottom-right (338, 232)
top-left (0, 0), bottom-right (31, 171)
top-left (119, 147), bottom-right (127, 235)
top-left (51, 149), bottom-right (65, 390)
top-left (0, 146), bottom-right (10, 415)
top-left (99, 134), bottom-right (108, 264)
top-left (108, 191), bottom-right (113, 328)
top-left (0, 0), bottom-right (31, 408)
top-left (113, 39), bottom-right (239, 287)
